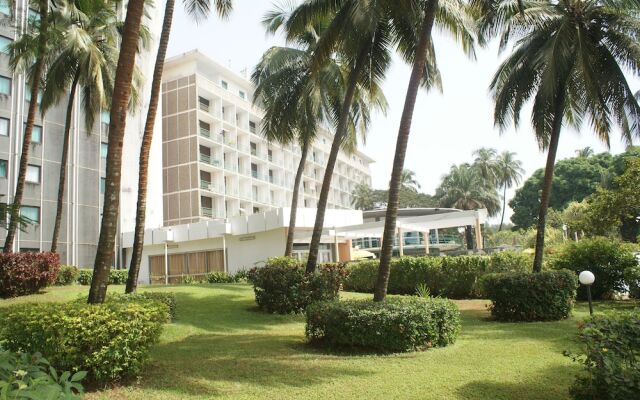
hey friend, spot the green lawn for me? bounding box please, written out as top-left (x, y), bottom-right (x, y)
top-left (1, 284), bottom-right (636, 400)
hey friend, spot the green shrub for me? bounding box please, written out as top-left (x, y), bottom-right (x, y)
top-left (55, 265), bottom-right (80, 286)
top-left (488, 251), bottom-right (532, 273)
top-left (549, 237), bottom-right (637, 300)
top-left (109, 292), bottom-right (177, 321)
top-left (625, 266), bottom-right (640, 299)
top-left (0, 299), bottom-right (169, 384)
top-left (0, 350), bottom-right (86, 399)
top-left (0, 252), bottom-right (60, 298)
top-left (568, 311), bottom-right (640, 400)
top-left (249, 257), bottom-right (347, 314)
top-left (342, 260), bottom-right (378, 292)
top-left (76, 268), bottom-right (129, 285)
top-left (306, 297), bottom-right (461, 352)
top-left (388, 257), bottom-right (444, 295)
top-left (440, 256), bottom-right (489, 298)
top-left (480, 270), bottom-right (578, 322)
top-left (206, 271), bottom-right (237, 283)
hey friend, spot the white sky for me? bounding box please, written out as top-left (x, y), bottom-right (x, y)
top-left (166, 1), bottom-right (634, 221)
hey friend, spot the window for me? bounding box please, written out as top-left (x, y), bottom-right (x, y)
top-left (0, 0), bottom-right (10, 16)
top-left (0, 118), bottom-right (8, 136)
top-left (20, 206), bottom-right (39, 224)
top-left (20, 247), bottom-right (40, 253)
top-left (25, 124), bottom-right (42, 143)
top-left (249, 121), bottom-right (256, 134)
top-left (0, 159), bottom-right (6, 178)
top-left (100, 177), bottom-right (106, 194)
top-left (250, 142), bottom-right (257, 156)
top-left (0, 36), bottom-right (11, 54)
top-left (239, 90), bottom-right (246, 100)
top-left (100, 142), bottom-right (108, 158)
top-left (0, 76), bottom-right (11, 96)
top-left (28, 8), bottom-right (40, 25)
top-left (101, 110), bottom-right (110, 124)
top-left (24, 85), bottom-right (42, 105)
top-left (221, 80), bottom-right (228, 90)
top-left (26, 164), bottom-right (40, 183)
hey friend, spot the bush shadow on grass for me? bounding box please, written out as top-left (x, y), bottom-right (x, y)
top-left (456, 365), bottom-right (577, 400)
top-left (140, 333), bottom-right (372, 397)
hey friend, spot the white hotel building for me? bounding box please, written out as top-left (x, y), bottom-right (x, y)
top-left (160, 50), bottom-right (374, 225)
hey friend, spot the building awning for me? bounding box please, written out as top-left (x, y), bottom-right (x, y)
top-left (335, 209), bottom-right (488, 238)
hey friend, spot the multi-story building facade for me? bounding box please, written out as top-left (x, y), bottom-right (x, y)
top-left (0, 1), bottom-right (165, 266)
top-left (161, 50), bottom-right (373, 225)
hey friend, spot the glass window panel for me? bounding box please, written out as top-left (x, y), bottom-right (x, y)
top-left (0, 0), bottom-right (10, 16)
top-left (20, 206), bottom-right (39, 223)
top-left (0, 76), bottom-right (11, 95)
top-left (24, 86), bottom-right (43, 105)
top-left (0, 159), bottom-right (7, 178)
top-left (100, 142), bottom-right (108, 158)
top-left (101, 110), bottom-right (110, 124)
top-left (0, 36), bottom-right (11, 54)
top-left (26, 165), bottom-right (40, 183)
top-left (25, 124), bottom-right (42, 143)
top-left (0, 118), bottom-right (8, 136)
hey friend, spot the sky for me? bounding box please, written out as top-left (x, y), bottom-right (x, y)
top-left (166, 1), bottom-right (633, 222)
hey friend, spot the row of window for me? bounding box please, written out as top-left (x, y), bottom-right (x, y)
top-left (220, 79), bottom-right (246, 101)
top-left (1, 161), bottom-right (105, 192)
top-left (0, 118), bottom-right (43, 142)
top-left (0, 75), bottom-right (43, 103)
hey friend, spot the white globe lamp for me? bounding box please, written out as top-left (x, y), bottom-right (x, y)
top-left (578, 271), bottom-right (595, 315)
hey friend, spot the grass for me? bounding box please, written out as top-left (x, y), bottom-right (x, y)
top-left (1, 284), bottom-right (637, 400)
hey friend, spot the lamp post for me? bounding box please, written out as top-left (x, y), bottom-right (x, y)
top-left (579, 271), bottom-right (595, 316)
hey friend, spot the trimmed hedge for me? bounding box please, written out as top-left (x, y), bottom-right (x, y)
top-left (206, 271), bottom-right (239, 283)
top-left (0, 298), bottom-right (169, 384)
top-left (343, 252), bottom-right (530, 299)
top-left (306, 297), bottom-right (461, 352)
top-left (549, 237), bottom-right (637, 300)
top-left (625, 266), bottom-right (640, 299)
top-left (480, 270), bottom-right (578, 322)
top-left (109, 292), bottom-right (177, 321)
top-left (569, 311), bottom-right (640, 399)
top-left (0, 252), bottom-right (60, 298)
top-left (77, 268), bottom-right (128, 285)
top-left (55, 265), bottom-right (80, 286)
top-left (249, 257), bottom-right (347, 314)
top-left (0, 350), bottom-right (86, 398)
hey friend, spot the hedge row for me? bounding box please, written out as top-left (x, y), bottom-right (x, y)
top-left (306, 297), bottom-right (461, 352)
top-left (0, 297), bottom-right (170, 384)
top-left (343, 251), bottom-right (532, 299)
top-left (569, 311), bottom-right (640, 399)
top-left (0, 252), bottom-right (60, 298)
top-left (77, 268), bottom-right (129, 285)
top-left (249, 257), bottom-right (347, 314)
top-left (480, 270), bottom-right (578, 322)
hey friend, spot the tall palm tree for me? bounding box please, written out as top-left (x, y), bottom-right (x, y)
top-left (436, 164), bottom-right (500, 248)
top-left (125, 0), bottom-right (233, 294)
top-left (485, 0), bottom-right (640, 272)
top-left (286, 0), bottom-right (395, 273)
top-left (373, 0), bottom-right (476, 301)
top-left (3, 0), bottom-right (50, 253)
top-left (472, 147), bottom-right (498, 186)
top-left (575, 147), bottom-right (594, 158)
top-left (400, 169), bottom-right (421, 192)
top-left (88, 0), bottom-right (148, 304)
top-left (45, 0), bottom-right (120, 254)
top-left (351, 183), bottom-right (375, 210)
top-left (495, 150), bottom-right (523, 230)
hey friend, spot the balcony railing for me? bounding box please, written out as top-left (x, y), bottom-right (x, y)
top-left (199, 153), bottom-right (222, 167)
top-left (199, 102), bottom-right (210, 113)
top-left (224, 162), bottom-right (237, 172)
top-left (199, 128), bottom-right (210, 138)
top-left (251, 170), bottom-right (258, 179)
top-left (202, 207), bottom-right (214, 218)
top-left (200, 180), bottom-right (224, 194)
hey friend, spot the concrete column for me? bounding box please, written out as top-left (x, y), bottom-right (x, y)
top-left (423, 230), bottom-right (430, 255)
top-left (398, 228), bottom-right (404, 257)
top-left (475, 218), bottom-right (484, 250)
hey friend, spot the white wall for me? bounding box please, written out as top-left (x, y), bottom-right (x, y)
top-left (225, 228), bottom-right (286, 274)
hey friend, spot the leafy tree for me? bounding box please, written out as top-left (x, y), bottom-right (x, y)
top-left (484, 0), bottom-right (640, 272)
top-left (472, 147), bottom-right (498, 185)
top-left (400, 169), bottom-right (421, 192)
top-left (3, 0), bottom-right (50, 252)
top-left (126, 0), bottom-right (234, 294)
top-left (352, 183), bottom-right (376, 210)
top-left (586, 158), bottom-right (640, 242)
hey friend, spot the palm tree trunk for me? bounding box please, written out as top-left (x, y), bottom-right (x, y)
top-left (373, 2), bottom-right (438, 302)
top-left (126, 0), bottom-right (175, 294)
top-left (499, 184), bottom-right (507, 231)
top-left (532, 89), bottom-right (566, 273)
top-left (51, 71), bottom-right (81, 254)
top-left (465, 226), bottom-right (474, 250)
top-left (285, 138), bottom-right (309, 257)
top-left (89, 0), bottom-right (147, 303)
top-left (3, 0), bottom-right (49, 253)
top-left (305, 49), bottom-right (368, 273)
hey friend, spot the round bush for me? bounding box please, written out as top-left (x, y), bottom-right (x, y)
top-left (0, 252), bottom-right (60, 298)
top-left (0, 298), bottom-right (169, 384)
top-left (549, 237), bottom-right (637, 299)
top-left (55, 265), bottom-right (80, 286)
top-left (249, 257), bottom-right (347, 314)
top-left (488, 251), bottom-right (532, 273)
top-left (108, 291), bottom-right (177, 321)
top-left (306, 297), bottom-right (461, 352)
top-left (480, 270), bottom-right (578, 322)
top-left (76, 268), bottom-right (129, 285)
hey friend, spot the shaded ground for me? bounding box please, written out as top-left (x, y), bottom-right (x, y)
top-left (2, 284), bottom-right (637, 400)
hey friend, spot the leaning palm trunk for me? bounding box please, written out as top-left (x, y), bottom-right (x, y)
top-left (498, 184), bottom-right (507, 231)
top-left (532, 89), bottom-right (566, 273)
top-left (51, 71), bottom-right (81, 253)
top-left (465, 225), bottom-right (473, 250)
top-left (285, 138), bottom-right (309, 257)
top-left (305, 50), bottom-right (368, 273)
top-left (89, 0), bottom-right (147, 303)
top-left (373, 2), bottom-right (438, 302)
top-left (126, 0), bottom-right (175, 294)
top-left (3, 0), bottom-right (49, 253)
